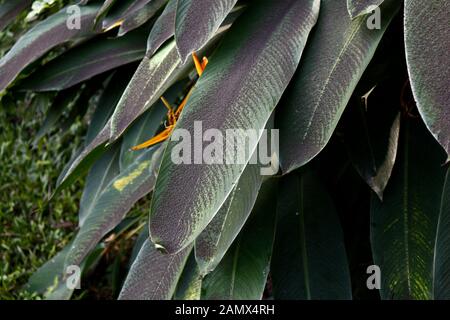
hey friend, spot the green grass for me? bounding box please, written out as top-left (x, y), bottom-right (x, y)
top-left (0, 93), bottom-right (86, 299)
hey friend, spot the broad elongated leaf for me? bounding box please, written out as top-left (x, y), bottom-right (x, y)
top-left (0, 0), bottom-right (32, 31)
top-left (433, 168), bottom-right (450, 299)
top-left (194, 162), bottom-right (263, 276)
top-left (404, 0), bottom-right (450, 158)
top-left (347, 0), bottom-right (385, 19)
top-left (173, 253), bottom-right (202, 300)
top-left (149, 0), bottom-right (320, 254)
top-left (201, 180), bottom-right (277, 300)
top-left (343, 81), bottom-right (400, 199)
top-left (0, 4), bottom-right (101, 92)
top-left (109, 40), bottom-right (187, 141)
top-left (146, 0), bottom-right (177, 56)
top-left (175, 0), bottom-right (238, 62)
top-left (20, 32), bottom-right (146, 91)
top-left (271, 170), bottom-right (352, 300)
top-left (78, 144), bottom-right (120, 227)
top-left (119, 240), bottom-right (191, 300)
top-left (371, 119), bottom-right (447, 299)
top-left (65, 146), bottom-right (164, 267)
top-left (85, 67), bottom-right (136, 144)
top-left (119, 0), bottom-right (167, 36)
top-left (277, 0), bottom-right (400, 174)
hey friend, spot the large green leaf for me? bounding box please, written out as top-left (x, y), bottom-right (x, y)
top-left (119, 240), bottom-right (191, 300)
top-left (65, 145), bottom-right (164, 267)
top-left (343, 81), bottom-right (401, 200)
top-left (149, 0), bottom-right (320, 254)
top-left (146, 0), bottom-right (177, 56)
top-left (433, 168), bottom-right (450, 299)
top-left (194, 162), bottom-right (263, 276)
top-left (0, 0), bottom-right (32, 31)
top-left (404, 0), bottom-right (450, 158)
top-left (175, 0), bottom-right (238, 62)
top-left (371, 118), bottom-right (447, 299)
top-left (20, 32), bottom-right (146, 91)
top-left (78, 144), bottom-right (121, 227)
top-left (271, 170), bottom-right (352, 300)
top-left (201, 180), bottom-right (277, 300)
top-left (118, 0), bottom-right (167, 36)
top-left (0, 4), bottom-right (100, 92)
top-left (347, 0), bottom-right (385, 19)
top-left (277, 0), bottom-right (400, 174)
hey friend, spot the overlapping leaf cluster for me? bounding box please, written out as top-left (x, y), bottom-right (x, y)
top-left (1, 0), bottom-right (449, 300)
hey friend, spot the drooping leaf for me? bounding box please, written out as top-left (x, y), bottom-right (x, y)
top-left (175, 0), bottom-right (238, 62)
top-left (371, 118), bottom-right (447, 299)
top-left (433, 168), bottom-right (450, 299)
top-left (119, 240), bottom-right (191, 300)
top-left (173, 252), bottom-right (202, 300)
top-left (149, 0), bottom-right (320, 254)
top-left (65, 145), bottom-right (164, 267)
top-left (194, 162), bottom-right (263, 276)
top-left (271, 170), bottom-right (352, 300)
top-left (146, 0), bottom-right (177, 56)
top-left (0, 0), bottom-right (32, 32)
top-left (347, 0), bottom-right (385, 19)
top-left (118, 0), bottom-right (167, 36)
top-left (343, 82), bottom-right (401, 199)
top-left (20, 32), bottom-right (146, 91)
top-left (0, 4), bottom-right (101, 92)
top-left (201, 179), bottom-right (278, 300)
top-left (404, 0), bottom-right (450, 158)
top-left (277, 0), bottom-right (401, 174)
top-left (78, 144), bottom-right (121, 227)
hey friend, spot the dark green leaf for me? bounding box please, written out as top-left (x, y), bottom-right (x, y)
top-left (371, 118), bottom-right (447, 299)
top-left (404, 0), bottom-right (450, 158)
top-left (118, 0), bottom-right (167, 36)
top-left (194, 163), bottom-right (263, 275)
top-left (201, 180), bottom-right (278, 300)
top-left (175, 0), bottom-right (238, 61)
top-left (149, 0), bottom-right (320, 253)
top-left (277, 0), bottom-right (400, 174)
top-left (0, 4), bottom-right (101, 92)
top-left (65, 145), bottom-right (164, 267)
top-left (119, 240), bottom-right (191, 300)
top-left (20, 32), bottom-right (146, 91)
top-left (271, 170), bottom-right (352, 300)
